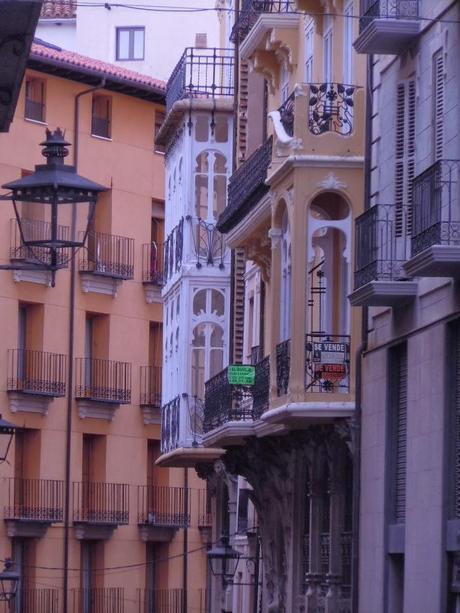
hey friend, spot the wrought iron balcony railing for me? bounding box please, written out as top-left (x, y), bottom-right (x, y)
top-left (137, 589), bottom-right (185, 613)
top-left (308, 83), bottom-right (356, 136)
top-left (142, 241), bottom-right (164, 285)
top-left (137, 485), bottom-right (190, 527)
top-left (359, 0), bottom-right (419, 32)
top-left (197, 488), bottom-right (212, 528)
top-left (354, 203), bottom-right (412, 288)
top-left (4, 478), bottom-right (64, 522)
top-left (70, 588), bottom-right (124, 613)
top-left (140, 365), bottom-right (162, 407)
top-left (305, 334), bottom-right (350, 393)
top-left (204, 366), bottom-right (253, 432)
top-left (250, 345), bottom-right (264, 366)
top-left (166, 47), bottom-right (234, 111)
top-left (7, 348), bottom-right (66, 397)
top-left (188, 216), bottom-right (226, 269)
top-left (231, 0), bottom-right (295, 44)
top-left (411, 160), bottom-right (460, 257)
top-left (73, 481), bottom-right (129, 524)
top-left (10, 218), bottom-right (70, 267)
top-left (253, 355), bottom-right (270, 418)
top-left (1, 588), bottom-right (60, 613)
top-left (75, 358), bottom-right (132, 404)
top-left (79, 230), bottom-right (134, 279)
top-left (161, 396), bottom-right (181, 454)
top-left (279, 92), bottom-right (295, 137)
top-left (218, 137), bottom-right (272, 233)
top-left (163, 219), bottom-right (183, 284)
top-left (276, 339), bottom-right (290, 396)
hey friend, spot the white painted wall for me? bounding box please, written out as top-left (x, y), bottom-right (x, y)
top-left (36, 0), bottom-right (221, 81)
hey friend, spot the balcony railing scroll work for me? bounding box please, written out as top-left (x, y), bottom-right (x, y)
top-left (79, 230), bottom-right (134, 279)
top-left (137, 485), bottom-right (190, 529)
top-left (163, 219), bottom-right (183, 285)
top-left (271, 83), bottom-right (358, 146)
top-left (75, 358), bottom-right (132, 404)
top-left (7, 348), bottom-right (66, 397)
top-left (188, 216), bottom-right (226, 269)
top-left (10, 217), bottom-right (70, 268)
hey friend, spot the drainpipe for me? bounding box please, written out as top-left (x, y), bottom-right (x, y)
top-left (351, 52), bottom-right (373, 613)
top-left (62, 79), bottom-right (106, 613)
top-left (183, 468), bottom-right (189, 610)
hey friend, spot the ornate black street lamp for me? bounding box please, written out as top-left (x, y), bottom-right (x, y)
top-left (0, 416), bottom-right (18, 463)
top-left (0, 559), bottom-right (19, 601)
top-left (208, 535), bottom-right (241, 586)
top-left (1, 128), bottom-right (106, 285)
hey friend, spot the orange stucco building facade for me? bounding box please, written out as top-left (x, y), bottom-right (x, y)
top-left (0, 41), bottom-right (208, 612)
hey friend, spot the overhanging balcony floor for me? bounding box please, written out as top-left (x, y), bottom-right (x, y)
top-left (155, 446), bottom-right (225, 468)
top-left (354, 19), bottom-right (420, 54)
top-left (349, 280), bottom-right (418, 307)
top-left (404, 245), bottom-right (460, 278)
top-left (262, 401), bottom-right (355, 428)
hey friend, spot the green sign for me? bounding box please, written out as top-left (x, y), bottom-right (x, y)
top-left (227, 365), bottom-right (255, 386)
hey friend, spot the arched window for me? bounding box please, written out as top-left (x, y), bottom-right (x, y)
top-left (194, 151), bottom-right (228, 221)
top-left (191, 322), bottom-right (224, 399)
top-left (280, 210), bottom-right (291, 341)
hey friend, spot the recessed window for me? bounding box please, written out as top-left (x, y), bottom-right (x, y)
top-left (25, 77), bottom-right (46, 123)
top-left (116, 27), bottom-right (145, 61)
top-left (91, 95), bottom-right (111, 139)
top-left (154, 110), bottom-right (165, 154)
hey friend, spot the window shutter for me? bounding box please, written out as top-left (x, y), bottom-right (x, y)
top-left (394, 345), bottom-right (407, 524)
top-left (395, 79), bottom-right (415, 237)
top-left (433, 50), bottom-right (444, 162)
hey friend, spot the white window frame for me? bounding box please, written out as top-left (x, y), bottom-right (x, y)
top-left (323, 16), bottom-right (333, 84)
top-left (304, 20), bottom-right (314, 83)
top-left (343, 2), bottom-right (353, 84)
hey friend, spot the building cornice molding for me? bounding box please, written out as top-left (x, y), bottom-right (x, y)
top-left (267, 154), bottom-right (365, 186)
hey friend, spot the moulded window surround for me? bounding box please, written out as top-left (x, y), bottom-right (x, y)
top-left (191, 322), bottom-right (224, 399)
top-left (25, 77), bottom-right (46, 123)
top-left (116, 26), bottom-right (145, 61)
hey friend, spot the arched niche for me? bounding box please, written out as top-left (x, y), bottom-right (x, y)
top-left (306, 192), bottom-right (352, 337)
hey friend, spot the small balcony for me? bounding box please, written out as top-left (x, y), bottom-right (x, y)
top-left (276, 339), bottom-right (290, 396)
top-left (137, 485), bottom-right (189, 541)
top-left (187, 216), bottom-right (227, 269)
top-left (79, 231), bottom-right (134, 296)
top-left (7, 348), bottom-right (66, 415)
top-left (10, 217), bottom-right (69, 284)
top-left (305, 334), bottom-right (351, 394)
top-left (70, 588), bottom-right (124, 613)
top-left (3, 588), bottom-right (60, 613)
top-left (354, 0), bottom-right (420, 54)
top-left (75, 358), bottom-right (131, 420)
top-left (231, 0), bottom-right (295, 44)
top-left (166, 47), bottom-right (234, 112)
top-left (142, 242), bottom-right (164, 303)
top-left (218, 137), bottom-right (272, 235)
top-left (73, 481), bottom-right (129, 539)
top-left (158, 395), bottom-right (224, 468)
top-left (137, 589), bottom-right (185, 613)
top-left (163, 219), bottom-right (184, 286)
top-left (405, 160), bottom-right (460, 278)
top-left (270, 83), bottom-right (363, 160)
top-left (139, 365), bottom-right (162, 425)
top-left (4, 477), bottom-right (64, 538)
top-left (349, 204), bottom-right (418, 306)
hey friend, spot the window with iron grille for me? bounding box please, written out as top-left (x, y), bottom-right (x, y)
top-left (388, 343), bottom-right (408, 524)
top-left (116, 26), bottom-right (145, 61)
top-left (25, 77), bottom-right (46, 123)
top-left (91, 95), bottom-right (112, 139)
